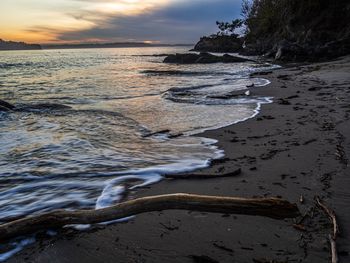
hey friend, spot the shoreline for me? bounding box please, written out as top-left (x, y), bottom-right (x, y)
top-left (7, 56), bottom-right (350, 263)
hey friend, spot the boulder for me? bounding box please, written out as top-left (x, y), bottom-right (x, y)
top-left (274, 40), bottom-right (307, 61)
top-left (17, 103), bottom-right (72, 112)
top-left (193, 35), bottom-right (243, 53)
top-left (163, 53), bottom-right (200, 64)
top-left (0, 99), bottom-right (73, 113)
top-left (163, 53), bottom-right (251, 64)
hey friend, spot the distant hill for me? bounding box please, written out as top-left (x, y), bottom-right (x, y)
top-left (0, 39), bottom-right (42, 51)
top-left (42, 42), bottom-right (192, 50)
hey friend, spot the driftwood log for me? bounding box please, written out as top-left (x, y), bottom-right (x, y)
top-left (316, 197), bottom-right (339, 263)
top-left (0, 193), bottom-right (300, 242)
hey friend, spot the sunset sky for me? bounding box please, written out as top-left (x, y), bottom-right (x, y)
top-left (0, 0), bottom-right (241, 44)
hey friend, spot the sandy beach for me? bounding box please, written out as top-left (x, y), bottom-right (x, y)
top-left (7, 56), bottom-right (350, 263)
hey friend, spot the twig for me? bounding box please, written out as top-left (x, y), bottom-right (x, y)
top-left (315, 197), bottom-right (339, 239)
top-left (315, 196), bottom-right (339, 263)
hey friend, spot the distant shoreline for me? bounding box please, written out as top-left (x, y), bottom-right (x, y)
top-left (42, 43), bottom-right (192, 50)
top-left (0, 41), bottom-right (193, 51)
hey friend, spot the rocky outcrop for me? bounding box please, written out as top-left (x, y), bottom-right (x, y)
top-left (193, 35), bottom-right (243, 53)
top-left (163, 53), bottom-right (250, 64)
top-left (239, 0), bottom-right (350, 61)
top-left (242, 37), bottom-right (350, 62)
top-left (0, 99), bottom-right (72, 112)
top-left (0, 39), bottom-right (41, 51)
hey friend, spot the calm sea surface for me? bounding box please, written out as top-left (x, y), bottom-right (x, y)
top-left (0, 47), bottom-right (275, 258)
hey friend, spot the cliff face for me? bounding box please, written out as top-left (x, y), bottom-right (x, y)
top-left (0, 39), bottom-right (41, 51)
top-left (193, 35), bottom-right (243, 53)
top-left (242, 0), bottom-right (350, 61)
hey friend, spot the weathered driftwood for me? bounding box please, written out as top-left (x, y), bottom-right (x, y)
top-left (315, 197), bottom-right (339, 239)
top-left (165, 168), bottom-right (241, 179)
top-left (0, 193), bottom-right (299, 242)
top-left (316, 197), bottom-right (339, 263)
top-left (329, 235), bottom-right (339, 263)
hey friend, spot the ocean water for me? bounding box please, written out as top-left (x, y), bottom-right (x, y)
top-left (0, 47), bottom-right (275, 258)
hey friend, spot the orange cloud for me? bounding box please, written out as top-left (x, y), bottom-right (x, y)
top-left (0, 0), bottom-right (170, 43)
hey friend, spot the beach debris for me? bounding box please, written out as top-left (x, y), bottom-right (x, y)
top-left (253, 259), bottom-right (287, 263)
top-left (164, 168), bottom-right (242, 179)
top-left (142, 129), bottom-right (171, 138)
top-left (315, 196), bottom-right (339, 263)
top-left (207, 89), bottom-right (248, 99)
top-left (277, 98), bottom-right (291, 105)
top-left (141, 129), bottom-right (183, 139)
top-left (302, 139), bottom-right (317, 145)
top-left (251, 71), bottom-right (273, 76)
top-left (212, 242), bottom-right (234, 253)
top-left (0, 193), bottom-right (300, 242)
top-left (190, 255), bottom-right (219, 263)
top-left (292, 224), bottom-right (306, 232)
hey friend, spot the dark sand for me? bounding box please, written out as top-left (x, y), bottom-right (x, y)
top-left (8, 56), bottom-right (350, 263)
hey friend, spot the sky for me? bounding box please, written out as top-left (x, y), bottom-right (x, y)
top-left (0, 0), bottom-right (241, 44)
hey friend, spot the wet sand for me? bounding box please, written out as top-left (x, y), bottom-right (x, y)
top-left (8, 56), bottom-right (350, 263)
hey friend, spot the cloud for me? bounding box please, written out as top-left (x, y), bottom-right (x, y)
top-left (55, 0), bottom-right (242, 43)
top-left (0, 0), bottom-right (242, 43)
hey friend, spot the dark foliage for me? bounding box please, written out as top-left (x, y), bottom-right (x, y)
top-left (216, 19), bottom-right (243, 37)
top-left (241, 0), bottom-right (350, 59)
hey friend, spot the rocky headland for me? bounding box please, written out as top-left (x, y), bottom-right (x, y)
top-left (0, 39), bottom-right (41, 51)
top-left (192, 0), bottom-right (350, 62)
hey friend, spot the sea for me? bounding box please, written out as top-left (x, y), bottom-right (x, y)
top-left (0, 46), bottom-right (276, 260)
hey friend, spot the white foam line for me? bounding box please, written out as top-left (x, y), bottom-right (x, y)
top-left (0, 238), bottom-right (35, 262)
top-left (184, 96), bottom-right (273, 137)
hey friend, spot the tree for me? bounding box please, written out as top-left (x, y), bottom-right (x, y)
top-left (216, 19), bottom-right (243, 37)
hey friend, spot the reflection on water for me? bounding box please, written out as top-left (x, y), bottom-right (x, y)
top-left (0, 47), bottom-right (275, 223)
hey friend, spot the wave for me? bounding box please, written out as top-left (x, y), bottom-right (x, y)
top-left (0, 62), bottom-right (34, 69)
top-left (0, 47), bottom-right (278, 260)
top-left (163, 78), bottom-right (271, 105)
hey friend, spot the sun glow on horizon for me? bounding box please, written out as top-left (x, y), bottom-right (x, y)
top-left (0, 0), bottom-right (170, 44)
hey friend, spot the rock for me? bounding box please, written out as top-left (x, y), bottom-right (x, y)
top-left (274, 40), bottom-right (307, 61)
top-left (0, 99), bottom-right (15, 111)
top-left (16, 103), bottom-right (72, 112)
top-left (163, 53), bottom-right (251, 64)
top-left (207, 89), bottom-right (249, 99)
top-left (163, 53), bottom-right (200, 64)
top-left (0, 100), bottom-right (73, 113)
top-left (193, 35), bottom-right (243, 53)
top-left (237, 0), bottom-right (350, 62)
top-left (0, 105), bottom-right (10, 112)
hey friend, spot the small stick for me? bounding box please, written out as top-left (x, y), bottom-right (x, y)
top-left (315, 197), bottom-right (339, 239)
top-left (315, 196), bottom-right (339, 263)
top-left (329, 234), bottom-right (338, 263)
